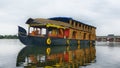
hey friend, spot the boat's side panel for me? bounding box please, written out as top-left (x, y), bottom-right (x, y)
top-left (28, 36), bottom-right (47, 46)
top-left (50, 38), bottom-right (78, 46)
top-left (18, 35), bottom-right (30, 46)
top-left (50, 38), bottom-right (67, 46)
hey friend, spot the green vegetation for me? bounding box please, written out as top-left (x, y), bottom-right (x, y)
top-left (0, 35), bottom-right (18, 39)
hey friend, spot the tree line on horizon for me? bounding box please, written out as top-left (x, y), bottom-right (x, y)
top-left (0, 35), bottom-right (18, 39)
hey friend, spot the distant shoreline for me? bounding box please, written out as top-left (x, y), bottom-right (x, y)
top-left (0, 35), bottom-right (18, 39)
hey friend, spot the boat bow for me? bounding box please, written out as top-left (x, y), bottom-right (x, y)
top-left (18, 26), bottom-right (27, 36)
top-left (18, 26), bottom-right (29, 45)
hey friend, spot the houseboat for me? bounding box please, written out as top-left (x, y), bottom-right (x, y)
top-left (18, 17), bottom-right (96, 68)
top-left (18, 17), bottom-right (96, 47)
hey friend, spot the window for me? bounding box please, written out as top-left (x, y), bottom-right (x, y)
top-left (83, 33), bottom-right (86, 39)
top-left (64, 29), bottom-right (70, 38)
top-left (48, 28), bottom-right (57, 37)
top-left (72, 31), bottom-right (77, 39)
top-left (58, 29), bottom-right (64, 38)
top-left (41, 28), bottom-right (46, 35)
top-left (29, 27), bottom-right (46, 36)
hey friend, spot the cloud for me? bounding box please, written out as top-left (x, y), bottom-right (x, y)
top-left (0, 0), bottom-right (120, 35)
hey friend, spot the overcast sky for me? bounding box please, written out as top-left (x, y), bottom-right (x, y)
top-left (0, 0), bottom-right (120, 36)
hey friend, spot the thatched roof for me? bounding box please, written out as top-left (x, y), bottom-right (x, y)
top-left (26, 17), bottom-right (96, 29)
top-left (49, 17), bottom-right (96, 28)
top-left (26, 18), bottom-right (71, 27)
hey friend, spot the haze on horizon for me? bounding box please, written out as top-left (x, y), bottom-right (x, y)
top-left (0, 0), bottom-right (120, 36)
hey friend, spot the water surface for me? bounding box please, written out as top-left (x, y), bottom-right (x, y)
top-left (0, 40), bottom-right (120, 68)
top-left (0, 39), bottom-right (25, 68)
top-left (82, 42), bottom-right (120, 68)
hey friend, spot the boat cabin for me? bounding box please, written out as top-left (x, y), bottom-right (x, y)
top-left (26, 17), bottom-right (96, 40)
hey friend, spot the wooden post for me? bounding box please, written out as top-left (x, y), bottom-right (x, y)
top-left (81, 24), bottom-right (83, 30)
top-left (69, 20), bottom-right (72, 25)
top-left (69, 29), bottom-right (73, 39)
top-left (73, 21), bottom-right (76, 27)
top-left (77, 23), bottom-right (79, 29)
top-left (28, 25), bottom-right (30, 35)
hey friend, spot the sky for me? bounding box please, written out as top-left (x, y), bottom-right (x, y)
top-left (0, 0), bottom-right (120, 36)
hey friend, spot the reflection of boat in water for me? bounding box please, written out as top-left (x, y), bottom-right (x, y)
top-left (16, 45), bottom-right (96, 68)
top-left (18, 17), bottom-right (96, 47)
top-left (16, 45), bottom-right (66, 66)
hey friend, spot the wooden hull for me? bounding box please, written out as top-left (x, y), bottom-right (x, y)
top-left (18, 26), bottom-right (95, 48)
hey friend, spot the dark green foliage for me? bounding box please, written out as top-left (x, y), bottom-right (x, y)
top-left (0, 35), bottom-right (18, 39)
